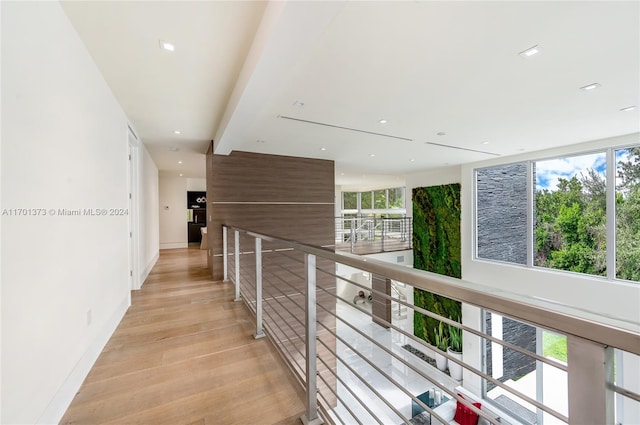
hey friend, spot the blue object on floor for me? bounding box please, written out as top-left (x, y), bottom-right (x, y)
top-left (412, 390), bottom-right (433, 417)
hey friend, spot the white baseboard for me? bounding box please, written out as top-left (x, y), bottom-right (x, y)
top-left (160, 242), bottom-right (188, 250)
top-left (37, 296), bottom-right (129, 425)
top-left (139, 251), bottom-right (159, 287)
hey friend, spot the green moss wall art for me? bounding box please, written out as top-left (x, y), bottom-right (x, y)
top-left (412, 184), bottom-right (462, 346)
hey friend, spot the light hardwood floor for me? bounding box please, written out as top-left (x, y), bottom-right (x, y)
top-left (60, 248), bottom-right (305, 425)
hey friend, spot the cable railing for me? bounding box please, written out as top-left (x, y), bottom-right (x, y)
top-left (335, 216), bottom-right (412, 254)
top-left (221, 225), bottom-right (640, 425)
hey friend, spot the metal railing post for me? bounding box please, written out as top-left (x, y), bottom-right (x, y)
top-left (222, 226), bottom-right (228, 282)
top-left (370, 218), bottom-right (375, 240)
top-left (409, 218), bottom-right (413, 249)
top-left (301, 253), bottom-right (323, 425)
top-left (567, 335), bottom-right (614, 425)
top-left (403, 217), bottom-right (408, 241)
top-left (234, 230), bottom-right (241, 302)
top-left (254, 237), bottom-right (265, 339)
top-left (381, 219), bottom-right (386, 251)
top-left (350, 218), bottom-right (355, 253)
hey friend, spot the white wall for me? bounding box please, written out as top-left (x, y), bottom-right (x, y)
top-left (404, 135), bottom-right (640, 323)
top-left (159, 175), bottom-right (188, 249)
top-left (404, 134), bottom-right (640, 411)
top-left (139, 145), bottom-right (159, 283)
top-left (459, 133), bottom-right (640, 324)
top-left (336, 250), bottom-right (413, 277)
top-left (459, 134), bottom-right (640, 417)
top-left (186, 178), bottom-right (206, 191)
top-left (158, 176), bottom-right (205, 250)
top-left (404, 165), bottom-right (462, 219)
top-left (335, 185), bottom-right (343, 217)
top-left (1, 2), bottom-right (132, 423)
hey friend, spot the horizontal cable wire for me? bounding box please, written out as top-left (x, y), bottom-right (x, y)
top-left (609, 383), bottom-right (640, 403)
top-left (261, 304), bottom-right (306, 362)
top-left (317, 300), bottom-right (502, 425)
top-left (234, 283), bottom-right (306, 381)
top-left (319, 267), bottom-right (568, 372)
top-left (324, 291), bottom-right (568, 422)
top-left (262, 322), bottom-right (305, 380)
top-left (264, 247), bottom-right (307, 264)
top-left (224, 226), bottom-right (639, 355)
top-left (228, 228), bottom-right (572, 424)
top-left (314, 330), bottom-right (420, 425)
top-left (262, 265), bottom-right (307, 293)
top-left (260, 286), bottom-right (306, 340)
top-left (261, 272), bottom-right (306, 316)
top-left (317, 354), bottom-right (374, 425)
top-left (316, 376), bottom-right (360, 425)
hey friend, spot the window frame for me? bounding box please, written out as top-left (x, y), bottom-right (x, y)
top-left (340, 187), bottom-right (406, 216)
top-left (342, 191), bottom-right (358, 212)
top-left (473, 145), bottom-right (639, 284)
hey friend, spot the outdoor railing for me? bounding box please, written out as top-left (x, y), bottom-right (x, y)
top-left (335, 216), bottom-right (412, 254)
top-left (221, 225), bottom-right (640, 425)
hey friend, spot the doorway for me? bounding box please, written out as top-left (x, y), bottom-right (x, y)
top-left (128, 126), bottom-right (140, 290)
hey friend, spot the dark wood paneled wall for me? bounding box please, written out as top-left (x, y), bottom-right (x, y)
top-left (372, 274), bottom-right (392, 329)
top-left (206, 148), bottom-right (337, 407)
top-left (206, 149), bottom-right (335, 279)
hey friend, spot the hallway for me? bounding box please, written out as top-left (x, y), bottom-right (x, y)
top-left (61, 248), bottom-right (305, 425)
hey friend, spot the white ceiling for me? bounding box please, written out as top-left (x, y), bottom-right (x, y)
top-left (62, 1), bottom-right (639, 189)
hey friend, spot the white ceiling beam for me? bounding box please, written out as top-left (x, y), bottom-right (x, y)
top-left (213, 0), bottom-right (346, 156)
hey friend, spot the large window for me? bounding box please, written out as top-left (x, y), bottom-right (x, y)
top-left (483, 312), bottom-right (568, 425)
top-left (534, 152), bottom-right (607, 277)
top-left (373, 189), bottom-right (387, 209)
top-left (340, 187), bottom-right (405, 214)
top-left (361, 191), bottom-right (372, 209)
top-left (616, 147), bottom-right (640, 281)
top-left (475, 146), bottom-right (640, 283)
top-left (388, 187), bottom-right (404, 208)
top-left (343, 192), bottom-right (357, 210)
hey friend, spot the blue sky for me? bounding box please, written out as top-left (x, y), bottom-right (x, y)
top-left (535, 152), bottom-right (607, 191)
top-left (535, 149), bottom-right (632, 191)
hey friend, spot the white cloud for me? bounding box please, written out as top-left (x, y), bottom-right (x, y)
top-left (535, 152), bottom-right (606, 191)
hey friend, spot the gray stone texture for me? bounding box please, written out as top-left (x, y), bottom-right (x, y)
top-left (476, 163), bottom-right (528, 265)
top-left (485, 314), bottom-right (537, 391)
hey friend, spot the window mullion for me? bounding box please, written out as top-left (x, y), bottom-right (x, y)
top-left (527, 161), bottom-right (534, 267)
top-left (606, 148), bottom-right (616, 280)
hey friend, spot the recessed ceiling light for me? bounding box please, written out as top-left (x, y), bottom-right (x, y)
top-left (168, 147), bottom-right (179, 152)
top-left (173, 130), bottom-right (181, 135)
top-left (580, 83), bottom-right (601, 91)
top-left (378, 119), bottom-right (388, 124)
top-left (179, 173), bottom-right (183, 177)
top-left (320, 147), bottom-right (326, 151)
top-left (178, 161), bottom-right (182, 164)
top-left (159, 40), bottom-right (175, 52)
top-left (437, 132), bottom-right (446, 136)
top-left (519, 45), bottom-right (542, 58)
top-left (369, 154), bottom-right (376, 158)
top-left (481, 141), bottom-right (490, 145)
top-left (410, 158), bottom-right (415, 162)
top-left (341, 173), bottom-right (345, 176)
top-left (620, 105), bottom-right (636, 112)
